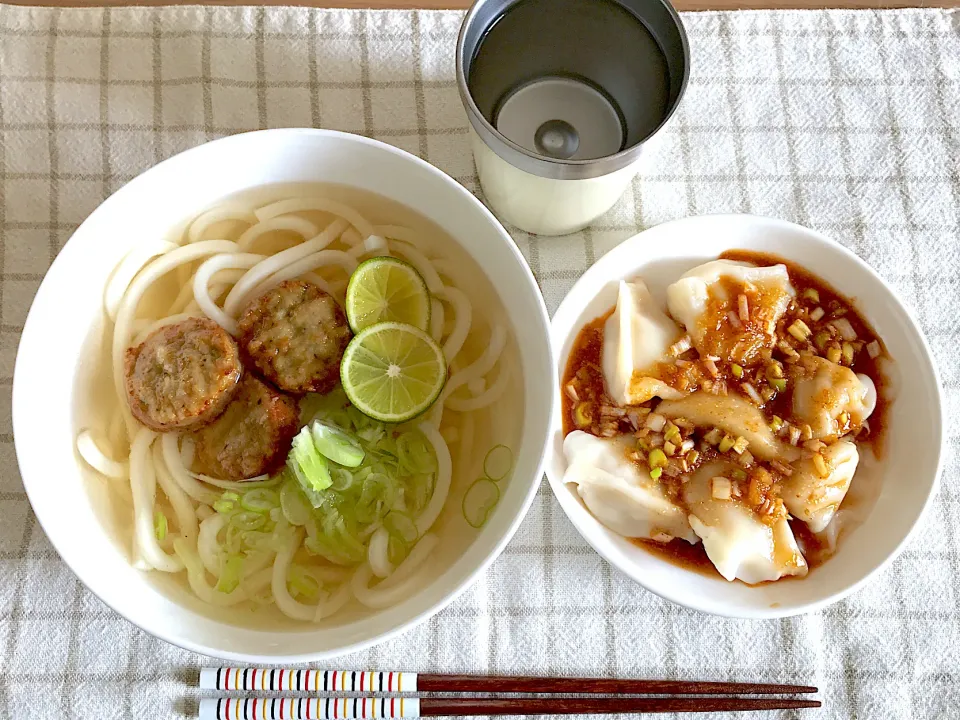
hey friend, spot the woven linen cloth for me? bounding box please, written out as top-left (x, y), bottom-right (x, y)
top-left (1, 4), bottom-right (958, 718)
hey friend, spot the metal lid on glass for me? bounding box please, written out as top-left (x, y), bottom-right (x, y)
top-left (457, 0), bottom-right (689, 180)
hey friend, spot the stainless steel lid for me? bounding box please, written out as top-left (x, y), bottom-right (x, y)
top-left (457, 0), bottom-right (689, 181)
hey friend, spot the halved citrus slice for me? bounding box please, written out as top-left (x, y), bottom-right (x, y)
top-left (345, 257), bottom-right (431, 333)
top-left (340, 321), bottom-right (446, 422)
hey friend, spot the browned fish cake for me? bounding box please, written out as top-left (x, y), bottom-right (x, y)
top-left (124, 317), bottom-right (242, 432)
top-left (191, 374), bottom-right (300, 480)
top-left (238, 279), bottom-right (351, 395)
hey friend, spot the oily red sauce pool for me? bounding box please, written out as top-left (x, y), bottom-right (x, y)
top-left (560, 250), bottom-right (890, 579)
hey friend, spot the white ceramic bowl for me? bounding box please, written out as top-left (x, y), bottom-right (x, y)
top-left (13, 129), bottom-right (555, 660)
top-left (546, 214), bottom-right (944, 619)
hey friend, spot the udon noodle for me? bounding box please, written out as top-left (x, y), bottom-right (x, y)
top-left (75, 185), bottom-right (520, 624)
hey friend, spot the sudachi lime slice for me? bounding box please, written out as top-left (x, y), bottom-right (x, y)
top-left (340, 321), bottom-right (446, 423)
top-left (345, 257), bottom-right (431, 333)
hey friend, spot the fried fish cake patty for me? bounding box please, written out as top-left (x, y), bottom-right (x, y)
top-left (124, 317), bottom-right (242, 431)
top-left (191, 374), bottom-right (300, 480)
top-left (238, 280), bottom-right (351, 394)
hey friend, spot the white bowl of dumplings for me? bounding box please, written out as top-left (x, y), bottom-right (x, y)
top-left (546, 214), bottom-right (944, 618)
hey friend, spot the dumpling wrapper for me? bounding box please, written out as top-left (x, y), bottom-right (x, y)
top-left (562, 430), bottom-right (697, 543)
top-left (792, 356), bottom-right (877, 439)
top-left (666, 260), bottom-right (795, 365)
top-left (782, 439), bottom-right (859, 533)
top-left (656, 391), bottom-right (800, 462)
top-left (683, 461), bottom-right (808, 584)
top-left (602, 279), bottom-right (685, 406)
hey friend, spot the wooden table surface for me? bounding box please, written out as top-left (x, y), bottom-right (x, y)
top-left (7, 0), bottom-right (960, 11)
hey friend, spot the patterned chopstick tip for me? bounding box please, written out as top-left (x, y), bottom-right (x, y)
top-left (200, 669), bottom-right (418, 693)
top-left (199, 697), bottom-right (421, 720)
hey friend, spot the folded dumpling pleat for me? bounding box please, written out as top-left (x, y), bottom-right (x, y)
top-left (792, 357), bottom-right (877, 439)
top-left (656, 391), bottom-right (800, 462)
top-left (562, 430), bottom-right (697, 543)
top-left (666, 260), bottom-right (795, 366)
top-left (782, 439), bottom-right (859, 532)
top-left (683, 461), bottom-right (808, 584)
top-left (602, 279), bottom-right (685, 406)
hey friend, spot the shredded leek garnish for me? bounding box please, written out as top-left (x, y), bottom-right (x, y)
top-left (288, 426), bottom-right (333, 495)
top-left (284, 389), bottom-right (439, 566)
top-left (483, 445), bottom-right (513, 482)
top-left (311, 424), bottom-right (365, 468)
top-left (462, 478), bottom-right (500, 528)
top-left (240, 488), bottom-right (279, 514)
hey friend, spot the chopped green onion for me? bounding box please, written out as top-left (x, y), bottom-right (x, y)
top-left (154, 511), bottom-right (168, 541)
top-left (483, 445), bottom-right (513, 482)
top-left (213, 499), bottom-right (235, 514)
top-left (802, 288), bottom-right (820, 303)
top-left (648, 448), bottom-right (667, 468)
top-left (240, 488), bottom-right (279, 514)
top-left (407, 473), bottom-right (435, 514)
top-left (213, 491), bottom-right (240, 515)
top-left (216, 556), bottom-right (243, 593)
top-left (769, 378), bottom-right (787, 392)
top-left (842, 342), bottom-right (855, 365)
top-left (664, 422), bottom-right (681, 445)
top-left (397, 432), bottom-right (437, 474)
top-left (649, 467), bottom-right (663, 480)
top-left (384, 511), bottom-right (418, 545)
top-left (355, 473), bottom-right (396, 524)
top-left (279, 479), bottom-right (312, 526)
top-left (703, 428), bottom-right (724, 445)
top-left (732, 468), bottom-right (747, 481)
top-left (229, 511), bottom-right (266, 532)
top-left (240, 531), bottom-right (273, 552)
top-left (287, 426), bottom-right (332, 494)
top-left (574, 402), bottom-right (593, 428)
top-left (788, 319), bottom-right (812, 341)
top-left (288, 565), bottom-right (320, 600)
top-left (731, 363), bottom-right (743, 378)
top-left (770, 415), bottom-right (784, 432)
top-left (462, 478), bottom-right (500, 528)
top-left (311, 423), bottom-right (365, 468)
top-left (718, 435), bottom-right (735, 453)
top-left (387, 534), bottom-right (408, 566)
top-left (329, 467), bottom-right (355, 492)
top-left (826, 346), bottom-right (842, 364)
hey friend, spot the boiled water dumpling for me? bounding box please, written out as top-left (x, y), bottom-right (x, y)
top-left (656, 391), bottom-right (800, 462)
top-left (666, 260), bottom-right (795, 365)
top-left (683, 461), bottom-right (808, 584)
top-left (782, 439), bottom-right (859, 532)
top-left (792, 357), bottom-right (877, 439)
top-left (602, 279), bottom-right (685, 406)
top-left (562, 430), bottom-right (697, 543)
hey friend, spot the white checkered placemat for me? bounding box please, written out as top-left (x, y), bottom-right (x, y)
top-left (1, 4), bottom-right (958, 718)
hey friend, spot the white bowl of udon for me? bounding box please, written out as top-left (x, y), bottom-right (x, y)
top-left (13, 129), bottom-right (553, 660)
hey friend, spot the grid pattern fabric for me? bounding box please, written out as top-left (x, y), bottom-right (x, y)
top-left (1, 4), bottom-right (958, 719)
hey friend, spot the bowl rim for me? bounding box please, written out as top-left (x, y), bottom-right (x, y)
top-left (546, 212), bottom-right (945, 619)
top-left (12, 128), bottom-right (556, 660)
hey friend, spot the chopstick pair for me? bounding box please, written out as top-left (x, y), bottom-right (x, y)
top-left (198, 668), bottom-right (820, 719)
